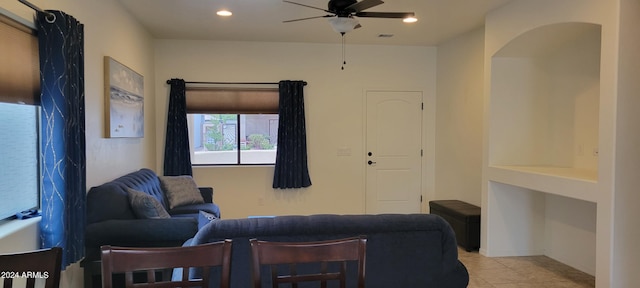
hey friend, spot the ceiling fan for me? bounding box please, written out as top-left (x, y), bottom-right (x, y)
top-left (283, 0), bottom-right (416, 34)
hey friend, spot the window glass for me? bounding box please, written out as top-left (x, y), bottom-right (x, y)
top-left (0, 102), bottom-right (40, 219)
top-left (0, 13), bottom-right (40, 220)
top-left (190, 113), bottom-right (278, 165)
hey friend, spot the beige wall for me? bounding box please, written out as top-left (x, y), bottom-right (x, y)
top-left (154, 40), bottom-right (437, 219)
top-left (434, 27), bottom-right (485, 206)
top-left (0, 1), bottom-right (441, 284)
top-left (2, 0), bottom-right (638, 286)
top-left (1, 1), bottom-right (155, 287)
top-left (613, 0), bottom-right (640, 286)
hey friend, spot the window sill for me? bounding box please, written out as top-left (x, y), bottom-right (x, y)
top-left (0, 216), bottom-right (41, 240)
top-left (193, 164), bottom-right (275, 168)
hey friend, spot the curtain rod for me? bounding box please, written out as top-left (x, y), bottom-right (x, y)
top-left (166, 80), bottom-right (307, 86)
top-left (18, 0), bottom-right (55, 21)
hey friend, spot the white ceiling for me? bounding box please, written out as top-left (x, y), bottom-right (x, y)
top-left (117, 0), bottom-right (512, 46)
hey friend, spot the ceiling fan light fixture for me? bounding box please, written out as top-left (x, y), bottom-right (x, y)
top-left (216, 10), bottom-right (232, 17)
top-left (328, 17), bottom-right (360, 33)
top-left (403, 16), bottom-right (418, 23)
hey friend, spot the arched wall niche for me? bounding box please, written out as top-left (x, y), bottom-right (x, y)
top-left (488, 22), bottom-right (602, 182)
top-left (484, 22), bottom-right (602, 275)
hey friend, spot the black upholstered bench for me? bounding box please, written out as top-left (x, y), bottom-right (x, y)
top-left (429, 200), bottom-right (481, 252)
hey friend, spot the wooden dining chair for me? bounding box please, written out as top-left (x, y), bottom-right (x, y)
top-left (250, 236), bottom-right (367, 288)
top-left (0, 247), bottom-right (62, 288)
top-left (100, 240), bottom-right (232, 288)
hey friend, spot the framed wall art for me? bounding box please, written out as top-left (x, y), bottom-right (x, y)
top-left (104, 56), bottom-right (144, 138)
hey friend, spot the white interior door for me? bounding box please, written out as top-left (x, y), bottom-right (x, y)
top-left (365, 91), bottom-right (423, 214)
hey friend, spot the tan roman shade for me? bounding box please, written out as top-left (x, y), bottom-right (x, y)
top-left (0, 14), bottom-right (39, 105)
top-left (185, 87), bottom-right (279, 114)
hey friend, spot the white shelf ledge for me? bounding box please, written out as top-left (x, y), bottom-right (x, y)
top-left (487, 165), bottom-right (598, 203)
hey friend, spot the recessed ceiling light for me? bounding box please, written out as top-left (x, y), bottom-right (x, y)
top-left (403, 16), bottom-right (418, 23)
top-left (216, 10), bottom-right (232, 16)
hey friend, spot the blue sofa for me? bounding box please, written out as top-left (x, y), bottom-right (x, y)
top-left (82, 168), bottom-right (221, 287)
top-left (186, 213), bottom-right (469, 288)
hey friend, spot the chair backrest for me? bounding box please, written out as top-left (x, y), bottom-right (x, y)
top-left (250, 236), bottom-right (367, 288)
top-left (100, 240), bottom-right (232, 288)
top-left (0, 247), bottom-right (62, 288)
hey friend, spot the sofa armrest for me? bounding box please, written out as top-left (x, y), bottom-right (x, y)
top-left (198, 187), bottom-right (214, 203)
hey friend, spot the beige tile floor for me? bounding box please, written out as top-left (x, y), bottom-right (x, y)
top-left (458, 248), bottom-right (595, 288)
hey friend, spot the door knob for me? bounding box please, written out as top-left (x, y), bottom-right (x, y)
top-left (368, 160), bottom-right (376, 165)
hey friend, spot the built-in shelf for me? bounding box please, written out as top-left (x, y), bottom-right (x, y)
top-left (487, 165), bottom-right (597, 203)
top-left (484, 21), bottom-right (603, 276)
top-left (490, 165), bottom-right (597, 181)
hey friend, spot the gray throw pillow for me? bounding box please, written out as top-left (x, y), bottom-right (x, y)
top-left (127, 188), bottom-right (171, 219)
top-left (158, 175), bottom-right (205, 209)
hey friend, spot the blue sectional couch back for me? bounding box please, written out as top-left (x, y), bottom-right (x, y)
top-left (187, 213), bottom-right (469, 288)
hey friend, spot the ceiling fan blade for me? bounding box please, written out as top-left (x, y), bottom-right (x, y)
top-left (283, 0), bottom-right (330, 12)
top-left (345, 0), bottom-right (384, 13)
top-left (355, 11), bottom-right (415, 19)
top-left (283, 15), bottom-right (333, 23)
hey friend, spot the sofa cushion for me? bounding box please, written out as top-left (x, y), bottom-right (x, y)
top-left (159, 175), bottom-right (205, 209)
top-left (84, 218), bottom-right (198, 263)
top-left (127, 188), bottom-right (171, 219)
top-left (168, 202), bottom-right (221, 218)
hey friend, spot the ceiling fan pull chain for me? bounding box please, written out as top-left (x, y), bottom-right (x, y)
top-left (341, 32), bottom-right (346, 70)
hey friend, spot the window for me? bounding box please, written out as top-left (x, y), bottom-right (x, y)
top-left (190, 113), bottom-right (278, 165)
top-left (0, 13), bottom-right (40, 220)
top-left (0, 103), bottom-right (40, 220)
top-left (185, 87), bottom-right (279, 165)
